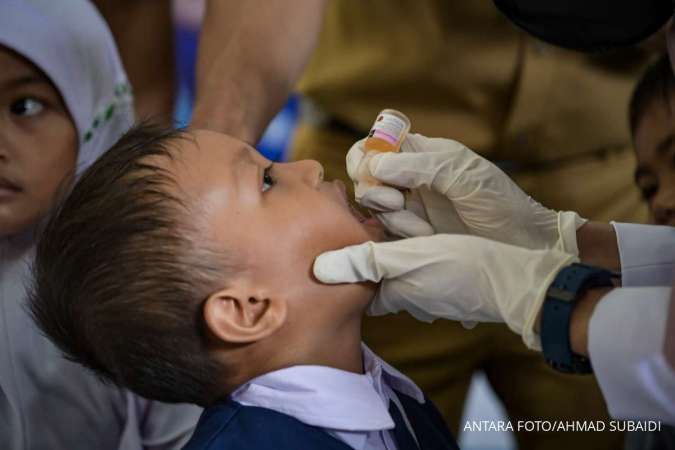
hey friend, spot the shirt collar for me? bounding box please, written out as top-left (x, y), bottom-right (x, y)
top-left (230, 343), bottom-right (424, 434)
top-left (361, 344), bottom-right (425, 404)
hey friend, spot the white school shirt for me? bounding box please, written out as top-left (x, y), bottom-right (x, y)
top-left (0, 236), bottom-right (202, 450)
top-left (231, 344), bottom-right (426, 450)
top-left (588, 223), bottom-right (675, 424)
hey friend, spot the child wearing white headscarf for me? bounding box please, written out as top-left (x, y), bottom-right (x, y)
top-left (0, 0), bottom-right (201, 448)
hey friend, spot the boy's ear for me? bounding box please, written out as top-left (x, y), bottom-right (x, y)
top-left (203, 287), bottom-right (287, 344)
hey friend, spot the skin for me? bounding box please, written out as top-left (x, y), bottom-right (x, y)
top-left (666, 297), bottom-right (675, 371)
top-left (191, 0), bottom-right (328, 142)
top-left (94, 0), bottom-right (326, 141)
top-left (160, 130), bottom-right (385, 389)
top-left (0, 48), bottom-right (77, 237)
top-left (633, 92), bottom-right (675, 226)
top-left (534, 223), bottom-right (620, 356)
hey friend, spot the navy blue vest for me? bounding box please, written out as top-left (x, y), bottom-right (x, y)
top-left (183, 391), bottom-right (460, 450)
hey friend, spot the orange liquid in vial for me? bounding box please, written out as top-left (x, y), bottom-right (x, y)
top-left (364, 109), bottom-right (411, 153)
top-left (355, 109), bottom-right (411, 195)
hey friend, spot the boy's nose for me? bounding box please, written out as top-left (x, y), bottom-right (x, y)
top-left (290, 159), bottom-right (324, 187)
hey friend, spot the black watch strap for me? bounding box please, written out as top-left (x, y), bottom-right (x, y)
top-left (541, 263), bottom-right (614, 374)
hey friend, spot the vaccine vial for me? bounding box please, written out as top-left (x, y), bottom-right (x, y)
top-left (364, 109), bottom-right (411, 153)
top-left (355, 109), bottom-right (411, 196)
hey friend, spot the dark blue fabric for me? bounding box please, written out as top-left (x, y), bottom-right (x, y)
top-left (182, 391), bottom-right (460, 450)
top-left (388, 400), bottom-right (419, 450)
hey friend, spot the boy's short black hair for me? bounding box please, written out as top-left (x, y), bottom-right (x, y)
top-left (30, 123), bottom-right (233, 407)
top-left (629, 54), bottom-right (675, 134)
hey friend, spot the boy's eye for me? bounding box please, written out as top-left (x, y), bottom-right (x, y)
top-left (10, 97), bottom-right (45, 117)
top-left (262, 164), bottom-right (275, 192)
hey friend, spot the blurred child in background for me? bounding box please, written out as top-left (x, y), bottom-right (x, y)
top-left (0, 1), bottom-right (200, 448)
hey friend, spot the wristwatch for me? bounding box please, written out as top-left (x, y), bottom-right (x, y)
top-left (541, 263), bottom-right (615, 374)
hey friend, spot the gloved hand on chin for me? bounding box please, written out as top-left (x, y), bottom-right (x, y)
top-left (314, 234), bottom-right (575, 350)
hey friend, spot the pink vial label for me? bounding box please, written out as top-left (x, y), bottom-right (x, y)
top-left (369, 114), bottom-right (407, 145)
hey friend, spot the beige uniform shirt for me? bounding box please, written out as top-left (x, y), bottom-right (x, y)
top-left (294, 0), bottom-right (651, 221)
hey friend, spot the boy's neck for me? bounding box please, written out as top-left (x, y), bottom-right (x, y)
top-left (301, 317), bottom-right (365, 374)
top-left (247, 313), bottom-right (365, 381)
top-left (221, 303), bottom-right (369, 394)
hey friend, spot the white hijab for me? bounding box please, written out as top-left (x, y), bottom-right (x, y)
top-left (0, 2), bottom-right (199, 449)
top-left (0, 0), bottom-right (134, 276)
top-left (0, 0), bottom-right (133, 255)
top-left (0, 0), bottom-right (134, 178)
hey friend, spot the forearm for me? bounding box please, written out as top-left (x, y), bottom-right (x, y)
top-left (568, 221), bottom-right (622, 355)
top-left (191, 0), bottom-right (328, 143)
top-left (569, 286), bottom-right (614, 356)
top-left (666, 289), bottom-right (675, 370)
top-left (575, 221), bottom-right (620, 272)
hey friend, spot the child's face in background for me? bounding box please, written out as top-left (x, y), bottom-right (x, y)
top-left (634, 91), bottom-right (675, 226)
top-left (168, 130), bottom-right (385, 331)
top-left (0, 47), bottom-right (77, 237)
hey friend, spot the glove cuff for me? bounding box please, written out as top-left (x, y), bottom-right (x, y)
top-left (521, 251), bottom-right (579, 351)
top-left (557, 211), bottom-right (588, 256)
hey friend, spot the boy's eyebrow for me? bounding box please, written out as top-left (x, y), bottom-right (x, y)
top-left (0, 73), bottom-right (51, 90)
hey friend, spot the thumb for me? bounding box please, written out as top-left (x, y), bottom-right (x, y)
top-left (376, 210), bottom-right (435, 238)
top-left (313, 241), bottom-right (383, 284)
top-left (368, 151), bottom-right (436, 190)
top-left (358, 184), bottom-right (405, 212)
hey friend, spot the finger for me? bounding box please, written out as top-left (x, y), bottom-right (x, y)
top-left (345, 138), bottom-right (367, 181)
top-left (313, 242), bottom-right (382, 284)
top-left (368, 151), bottom-right (448, 190)
top-left (358, 185), bottom-right (405, 211)
top-left (377, 210), bottom-right (434, 238)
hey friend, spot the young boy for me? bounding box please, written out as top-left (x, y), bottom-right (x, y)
top-left (626, 54), bottom-right (675, 448)
top-left (29, 124), bottom-right (460, 450)
top-left (630, 54), bottom-right (675, 226)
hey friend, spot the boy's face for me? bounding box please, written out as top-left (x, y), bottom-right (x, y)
top-left (0, 47), bottom-right (77, 237)
top-left (168, 130), bottom-right (385, 324)
top-left (634, 92), bottom-right (675, 226)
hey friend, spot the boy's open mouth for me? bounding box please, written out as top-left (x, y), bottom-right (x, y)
top-left (332, 179), bottom-right (368, 223)
top-left (331, 180), bottom-right (385, 239)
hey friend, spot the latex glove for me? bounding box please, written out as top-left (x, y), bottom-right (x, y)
top-left (347, 134), bottom-right (587, 255)
top-left (314, 234), bottom-right (577, 350)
